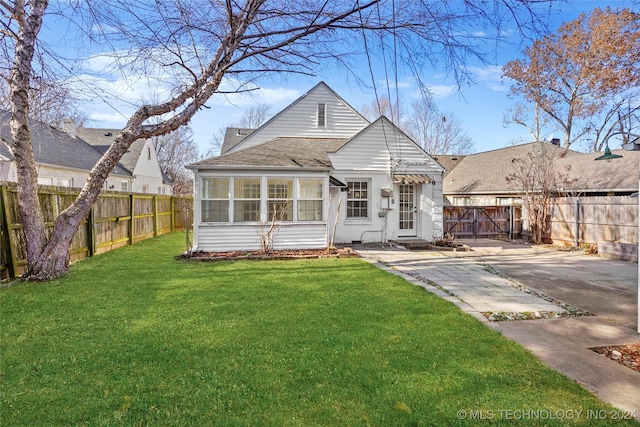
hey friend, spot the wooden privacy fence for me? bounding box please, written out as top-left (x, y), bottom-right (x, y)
top-left (550, 196), bottom-right (638, 248)
top-left (0, 183), bottom-right (193, 280)
top-left (443, 205), bottom-right (522, 240)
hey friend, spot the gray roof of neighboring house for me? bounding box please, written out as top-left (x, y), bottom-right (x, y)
top-left (0, 111), bottom-right (131, 176)
top-left (220, 127), bottom-right (255, 154)
top-left (190, 137), bottom-right (348, 169)
top-left (444, 142), bottom-right (580, 194)
top-left (76, 127), bottom-right (145, 173)
top-left (554, 149), bottom-right (639, 193)
top-left (432, 154), bottom-right (466, 177)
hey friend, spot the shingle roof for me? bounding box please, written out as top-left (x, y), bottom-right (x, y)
top-left (0, 111), bottom-right (131, 176)
top-left (190, 137), bottom-right (348, 169)
top-left (76, 127), bottom-right (145, 172)
top-left (220, 127), bottom-right (254, 154)
top-left (444, 142), bottom-right (579, 194)
top-left (555, 149), bottom-right (639, 192)
top-left (432, 154), bottom-right (466, 177)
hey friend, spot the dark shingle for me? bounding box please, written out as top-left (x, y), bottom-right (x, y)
top-left (0, 111), bottom-right (131, 176)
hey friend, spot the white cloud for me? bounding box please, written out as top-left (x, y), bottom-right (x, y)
top-left (469, 65), bottom-right (503, 82)
top-left (427, 84), bottom-right (456, 98)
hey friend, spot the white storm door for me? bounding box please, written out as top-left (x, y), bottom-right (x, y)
top-left (398, 184), bottom-right (417, 236)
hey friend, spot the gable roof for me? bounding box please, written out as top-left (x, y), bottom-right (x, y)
top-left (444, 142), bottom-right (579, 194)
top-left (555, 149), bottom-right (639, 193)
top-left (225, 81), bottom-right (369, 154)
top-left (220, 127), bottom-right (255, 155)
top-left (76, 127), bottom-right (146, 173)
top-left (190, 137), bottom-right (347, 170)
top-left (432, 155), bottom-right (466, 176)
top-left (0, 111), bottom-right (131, 176)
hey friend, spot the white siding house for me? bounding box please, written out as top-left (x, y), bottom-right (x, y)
top-left (188, 82), bottom-right (444, 252)
top-left (76, 127), bottom-right (173, 194)
top-left (0, 112), bottom-right (133, 189)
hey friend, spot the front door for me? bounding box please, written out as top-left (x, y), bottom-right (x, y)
top-left (398, 184), bottom-right (417, 236)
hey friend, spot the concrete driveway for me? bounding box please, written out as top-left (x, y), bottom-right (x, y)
top-left (458, 240), bottom-right (638, 330)
top-left (357, 239), bottom-right (640, 413)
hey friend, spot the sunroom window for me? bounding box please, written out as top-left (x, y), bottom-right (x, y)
top-left (268, 178), bottom-right (293, 221)
top-left (234, 177), bottom-right (261, 222)
top-left (201, 177), bottom-right (229, 222)
top-left (297, 178), bottom-right (323, 221)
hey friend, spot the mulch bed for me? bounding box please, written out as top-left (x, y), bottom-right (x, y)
top-left (591, 342), bottom-right (640, 373)
top-left (180, 247), bottom-right (359, 261)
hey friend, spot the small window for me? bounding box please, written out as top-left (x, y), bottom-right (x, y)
top-left (142, 184), bottom-right (149, 194)
top-left (347, 180), bottom-right (369, 219)
top-left (453, 197), bottom-right (470, 206)
top-left (37, 177), bottom-right (53, 186)
top-left (147, 146), bottom-right (152, 160)
top-left (121, 181), bottom-right (129, 192)
top-left (54, 178), bottom-right (72, 187)
top-left (234, 177), bottom-right (261, 222)
top-left (202, 177), bottom-right (229, 222)
top-left (317, 103), bottom-right (326, 128)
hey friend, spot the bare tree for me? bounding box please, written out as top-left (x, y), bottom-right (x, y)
top-left (208, 103), bottom-right (272, 156)
top-left (0, 75), bottom-right (88, 127)
top-left (505, 143), bottom-right (572, 244)
top-left (1, 0), bottom-right (556, 280)
top-left (151, 125), bottom-right (199, 190)
top-left (503, 101), bottom-right (555, 143)
top-left (359, 96), bottom-right (400, 122)
top-left (404, 101), bottom-right (474, 155)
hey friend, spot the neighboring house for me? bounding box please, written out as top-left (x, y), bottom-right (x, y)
top-left (188, 82), bottom-right (444, 252)
top-left (75, 125), bottom-right (173, 194)
top-left (554, 149), bottom-right (639, 196)
top-left (442, 142), bottom-right (638, 206)
top-left (442, 142), bottom-right (581, 206)
top-left (221, 127), bottom-right (255, 155)
top-left (0, 111), bottom-right (132, 189)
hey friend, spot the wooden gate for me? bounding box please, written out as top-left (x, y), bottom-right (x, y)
top-left (443, 206), bottom-right (522, 240)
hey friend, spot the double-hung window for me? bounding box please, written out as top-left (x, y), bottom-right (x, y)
top-left (297, 178), bottom-right (323, 221)
top-left (201, 177), bottom-right (229, 222)
top-left (234, 177), bottom-right (261, 222)
top-left (267, 178), bottom-right (293, 221)
top-left (347, 180), bottom-right (370, 219)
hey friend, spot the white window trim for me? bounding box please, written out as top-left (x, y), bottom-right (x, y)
top-left (346, 179), bottom-right (371, 221)
top-left (198, 175), bottom-right (326, 225)
top-left (317, 103), bottom-right (326, 128)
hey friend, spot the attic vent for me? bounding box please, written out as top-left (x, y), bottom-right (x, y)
top-left (317, 103), bottom-right (326, 128)
top-left (104, 132), bottom-right (112, 136)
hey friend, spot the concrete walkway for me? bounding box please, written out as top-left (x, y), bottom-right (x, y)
top-left (357, 242), bottom-right (640, 415)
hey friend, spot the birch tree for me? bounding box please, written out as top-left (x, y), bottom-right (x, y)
top-left (1, 0), bottom-right (555, 280)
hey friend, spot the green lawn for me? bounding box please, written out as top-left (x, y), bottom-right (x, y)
top-left (1, 233), bottom-right (636, 426)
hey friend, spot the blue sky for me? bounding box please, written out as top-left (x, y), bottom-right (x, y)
top-left (41, 0), bottom-right (637, 156)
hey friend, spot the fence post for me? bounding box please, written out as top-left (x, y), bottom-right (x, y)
top-left (129, 194), bottom-right (135, 245)
top-left (170, 196), bottom-right (175, 231)
top-left (87, 203), bottom-right (96, 257)
top-left (574, 198), bottom-right (580, 248)
top-left (0, 184), bottom-right (16, 279)
top-left (153, 195), bottom-right (158, 237)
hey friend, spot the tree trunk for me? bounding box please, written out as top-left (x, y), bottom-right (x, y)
top-left (24, 202), bottom-right (91, 280)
